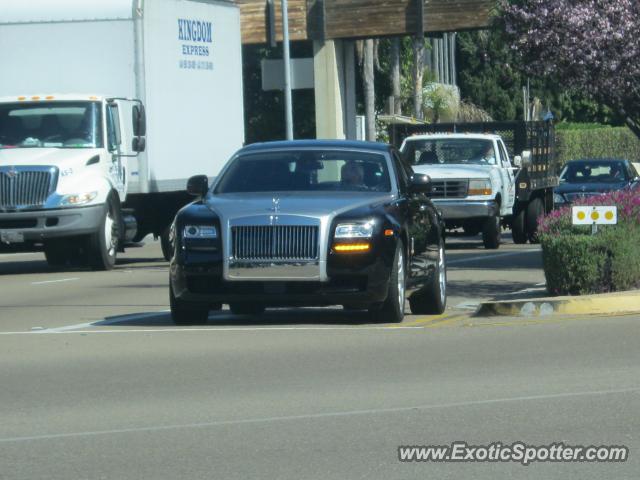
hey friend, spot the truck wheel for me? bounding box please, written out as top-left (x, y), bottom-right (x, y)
top-left (43, 240), bottom-right (71, 267)
top-left (369, 243), bottom-right (405, 323)
top-left (160, 224), bottom-right (174, 261)
top-left (170, 283), bottom-right (209, 325)
top-left (87, 196), bottom-right (120, 271)
top-left (230, 303), bottom-right (265, 315)
top-left (512, 208), bottom-right (528, 244)
top-left (526, 197), bottom-right (544, 244)
top-left (409, 244), bottom-right (446, 315)
top-left (482, 215), bottom-right (501, 249)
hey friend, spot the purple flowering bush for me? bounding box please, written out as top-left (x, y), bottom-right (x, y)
top-left (538, 188), bottom-right (640, 295)
top-left (500, 0), bottom-right (640, 139)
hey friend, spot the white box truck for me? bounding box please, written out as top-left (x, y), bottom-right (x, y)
top-left (0, 0), bottom-right (244, 269)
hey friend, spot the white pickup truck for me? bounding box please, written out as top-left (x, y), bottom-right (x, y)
top-left (400, 133), bottom-right (521, 249)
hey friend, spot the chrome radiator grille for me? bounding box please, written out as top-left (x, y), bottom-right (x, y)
top-left (232, 225), bottom-right (319, 261)
top-left (0, 167), bottom-right (56, 209)
top-left (430, 180), bottom-right (468, 198)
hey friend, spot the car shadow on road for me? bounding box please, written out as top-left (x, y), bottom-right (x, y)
top-left (97, 307), bottom-right (385, 328)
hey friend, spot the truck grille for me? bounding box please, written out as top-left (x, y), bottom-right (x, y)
top-left (232, 225), bottom-right (319, 261)
top-left (430, 180), bottom-right (468, 198)
top-left (0, 167), bottom-right (57, 209)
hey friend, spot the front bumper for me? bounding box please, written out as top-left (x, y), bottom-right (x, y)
top-left (0, 205), bottom-right (104, 244)
top-left (433, 200), bottom-right (498, 220)
top-left (170, 256), bottom-right (393, 307)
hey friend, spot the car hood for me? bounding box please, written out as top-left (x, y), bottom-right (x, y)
top-left (555, 182), bottom-right (627, 195)
top-left (411, 164), bottom-right (493, 180)
top-left (206, 192), bottom-right (394, 219)
top-left (0, 147), bottom-right (100, 170)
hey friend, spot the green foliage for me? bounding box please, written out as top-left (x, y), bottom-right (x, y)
top-left (541, 226), bottom-right (640, 295)
top-left (556, 127), bottom-right (640, 163)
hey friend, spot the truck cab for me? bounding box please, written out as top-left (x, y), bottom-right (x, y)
top-left (0, 94), bottom-right (145, 269)
top-left (400, 133), bottom-right (516, 249)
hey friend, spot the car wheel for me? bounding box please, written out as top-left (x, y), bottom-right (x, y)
top-left (86, 195), bottom-right (120, 270)
top-left (526, 197), bottom-right (544, 244)
top-left (369, 243), bottom-right (405, 323)
top-left (409, 244), bottom-right (447, 315)
top-left (482, 214), bottom-right (501, 249)
top-left (230, 303), bottom-right (266, 315)
top-left (170, 283), bottom-right (209, 325)
top-left (512, 207), bottom-right (528, 244)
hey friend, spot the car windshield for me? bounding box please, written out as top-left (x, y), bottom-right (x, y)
top-left (214, 150), bottom-right (392, 193)
top-left (402, 138), bottom-right (497, 166)
top-left (560, 161), bottom-right (629, 184)
top-left (0, 101), bottom-right (103, 149)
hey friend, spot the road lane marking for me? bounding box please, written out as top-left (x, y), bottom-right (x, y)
top-left (31, 277), bottom-right (79, 286)
top-left (1, 386), bottom-right (638, 443)
top-left (448, 249), bottom-right (539, 266)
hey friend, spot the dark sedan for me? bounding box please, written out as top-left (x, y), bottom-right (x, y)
top-left (169, 140), bottom-right (446, 324)
top-left (554, 158), bottom-right (639, 207)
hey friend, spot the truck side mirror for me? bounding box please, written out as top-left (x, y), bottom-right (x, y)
top-left (513, 155), bottom-right (522, 168)
top-left (132, 136), bottom-right (146, 152)
top-left (187, 175), bottom-right (208, 197)
top-left (409, 173), bottom-right (432, 195)
top-left (132, 104), bottom-right (146, 137)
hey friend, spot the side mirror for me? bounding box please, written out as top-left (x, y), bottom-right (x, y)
top-left (409, 173), bottom-right (432, 194)
top-left (132, 136), bottom-right (146, 152)
top-left (513, 155), bottom-right (522, 168)
top-left (132, 104), bottom-right (146, 137)
top-left (186, 175), bottom-right (209, 197)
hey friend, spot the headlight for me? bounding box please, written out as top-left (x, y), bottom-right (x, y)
top-left (553, 193), bottom-right (565, 204)
top-left (335, 221), bottom-right (374, 239)
top-left (60, 191), bottom-right (98, 206)
top-left (468, 179), bottom-right (492, 196)
top-left (183, 225), bottom-right (217, 239)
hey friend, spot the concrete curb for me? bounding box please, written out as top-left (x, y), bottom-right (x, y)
top-left (475, 290), bottom-right (640, 317)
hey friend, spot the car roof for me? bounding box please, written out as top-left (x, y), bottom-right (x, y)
top-left (239, 139), bottom-right (390, 154)
top-left (404, 133), bottom-right (502, 141)
top-left (566, 158), bottom-right (629, 164)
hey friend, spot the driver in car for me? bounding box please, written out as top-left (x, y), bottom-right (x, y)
top-left (341, 160), bottom-right (365, 188)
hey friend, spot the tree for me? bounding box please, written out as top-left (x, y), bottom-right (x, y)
top-left (501, 0), bottom-right (640, 138)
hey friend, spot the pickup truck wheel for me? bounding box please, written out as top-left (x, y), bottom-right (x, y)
top-left (369, 244), bottom-right (405, 323)
top-left (409, 244), bottom-right (447, 315)
top-left (87, 196), bottom-right (120, 270)
top-left (482, 215), bottom-right (501, 249)
top-left (512, 208), bottom-right (528, 244)
top-left (230, 303), bottom-right (265, 315)
top-left (170, 283), bottom-right (209, 325)
top-left (526, 197), bottom-right (544, 243)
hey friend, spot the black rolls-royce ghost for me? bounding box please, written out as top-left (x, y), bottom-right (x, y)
top-left (169, 140), bottom-right (446, 324)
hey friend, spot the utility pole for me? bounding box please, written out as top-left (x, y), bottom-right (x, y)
top-left (281, 0), bottom-right (294, 140)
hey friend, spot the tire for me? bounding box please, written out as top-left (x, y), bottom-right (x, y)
top-left (230, 303), bottom-right (266, 315)
top-left (86, 196), bottom-right (120, 270)
top-left (43, 240), bottom-right (71, 267)
top-left (170, 283), bottom-right (209, 325)
top-left (512, 208), bottom-right (528, 244)
top-left (369, 243), bottom-right (405, 323)
top-left (409, 244), bottom-right (447, 315)
top-left (526, 197), bottom-right (544, 244)
top-left (160, 224), bottom-right (174, 262)
top-left (482, 215), bottom-right (501, 249)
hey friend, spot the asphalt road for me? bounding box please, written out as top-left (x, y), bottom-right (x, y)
top-left (1, 234), bottom-right (637, 479)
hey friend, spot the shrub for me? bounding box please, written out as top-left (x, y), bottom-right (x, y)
top-left (539, 189), bottom-right (640, 295)
top-left (555, 126), bottom-right (640, 164)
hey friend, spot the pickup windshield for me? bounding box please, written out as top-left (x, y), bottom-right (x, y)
top-left (0, 101), bottom-right (103, 149)
top-left (402, 138), bottom-right (497, 166)
top-left (215, 150), bottom-right (391, 193)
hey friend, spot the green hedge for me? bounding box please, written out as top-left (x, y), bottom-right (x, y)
top-left (541, 225), bottom-right (640, 295)
top-left (555, 126), bottom-right (640, 164)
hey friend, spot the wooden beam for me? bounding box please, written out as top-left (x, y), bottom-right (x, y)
top-left (239, 0), bottom-right (495, 45)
